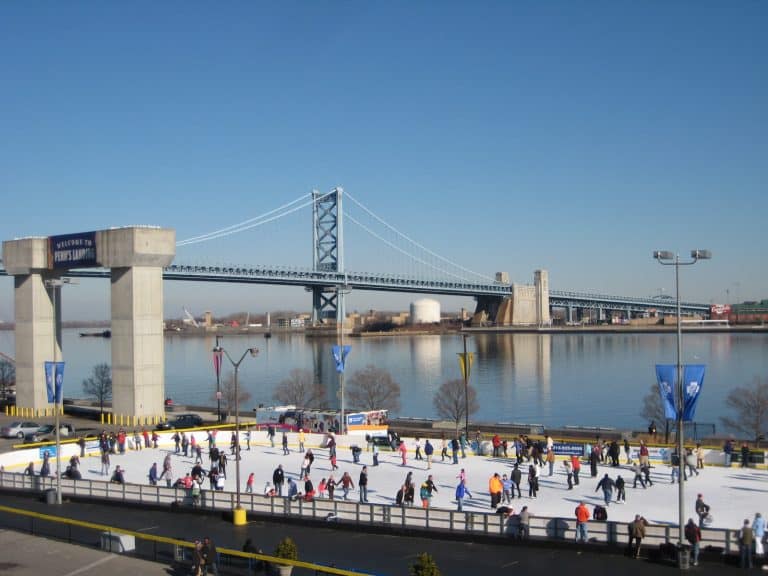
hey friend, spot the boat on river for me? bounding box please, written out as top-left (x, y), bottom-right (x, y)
top-left (79, 330), bottom-right (111, 338)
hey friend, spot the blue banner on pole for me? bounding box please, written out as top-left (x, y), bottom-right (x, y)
top-left (682, 364), bottom-right (705, 421)
top-left (654, 364), bottom-right (677, 419)
top-left (332, 345), bottom-right (351, 373)
top-left (44, 361), bottom-right (65, 404)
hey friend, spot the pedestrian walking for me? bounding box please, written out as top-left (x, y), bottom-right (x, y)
top-left (282, 431), bottom-right (289, 455)
top-left (414, 438), bottom-right (423, 460)
top-left (630, 514), bottom-right (648, 558)
top-left (372, 443), bottom-right (379, 466)
top-left (202, 537), bottom-right (219, 576)
top-left (739, 518), bottom-right (754, 569)
top-left (754, 512), bottom-right (765, 558)
top-left (399, 440), bottom-right (408, 466)
top-left (685, 518), bottom-right (702, 566)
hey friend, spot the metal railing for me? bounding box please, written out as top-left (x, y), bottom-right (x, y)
top-left (0, 502), bottom-right (372, 575)
top-left (0, 471), bottom-right (743, 555)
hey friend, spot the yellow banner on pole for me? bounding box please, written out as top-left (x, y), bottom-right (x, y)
top-left (457, 352), bottom-right (474, 380)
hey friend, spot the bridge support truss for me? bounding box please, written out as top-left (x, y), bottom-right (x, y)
top-left (311, 187), bottom-right (346, 326)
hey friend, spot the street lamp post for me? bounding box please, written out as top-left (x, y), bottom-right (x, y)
top-left (213, 336), bottom-right (222, 423)
top-left (456, 333), bottom-right (473, 441)
top-left (45, 277), bottom-right (75, 506)
top-left (653, 249), bottom-right (711, 568)
top-left (213, 342), bottom-right (258, 525)
top-left (334, 285), bottom-right (350, 435)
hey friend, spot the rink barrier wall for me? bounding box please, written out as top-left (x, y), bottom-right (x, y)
top-left (0, 470), bottom-right (747, 556)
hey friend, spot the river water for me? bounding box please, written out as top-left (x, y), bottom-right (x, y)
top-left (1, 330), bottom-right (766, 430)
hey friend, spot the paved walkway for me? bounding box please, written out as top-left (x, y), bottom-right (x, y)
top-left (0, 529), bottom-right (180, 576)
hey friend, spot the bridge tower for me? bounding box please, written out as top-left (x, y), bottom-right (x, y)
top-left (311, 187), bottom-right (346, 327)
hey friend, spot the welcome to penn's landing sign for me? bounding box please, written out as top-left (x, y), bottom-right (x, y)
top-left (48, 231), bottom-right (97, 269)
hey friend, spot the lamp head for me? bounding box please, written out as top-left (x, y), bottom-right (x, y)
top-left (653, 250), bottom-right (674, 261)
top-left (248, 348), bottom-right (259, 357)
top-left (691, 250), bottom-right (712, 260)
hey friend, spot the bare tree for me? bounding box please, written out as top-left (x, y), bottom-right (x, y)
top-left (347, 365), bottom-right (401, 412)
top-left (273, 368), bottom-right (325, 408)
top-left (721, 377), bottom-right (768, 445)
top-left (0, 359), bottom-right (15, 400)
top-left (82, 363), bottom-right (112, 417)
top-left (433, 378), bottom-right (479, 436)
top-left (640, 383), bottom-right (671, 443)
top-left (214, 373), bottom-right (253, 420)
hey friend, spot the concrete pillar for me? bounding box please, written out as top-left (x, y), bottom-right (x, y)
top-left (110, 266), bottom-right (165, 417)
top-left (98, 228), bottom-right (175, 418)
top-left (2, 238), bottom-right (60, 411)
top-left (534, 270), bottom-right (550, 326)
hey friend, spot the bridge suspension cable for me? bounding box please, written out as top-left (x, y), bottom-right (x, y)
top-left (345, 191), bottom-right (495, 283)
top-left (345, 213), bottom-right (473, 282)
top-left (176, 191), bottom-right (329, 246)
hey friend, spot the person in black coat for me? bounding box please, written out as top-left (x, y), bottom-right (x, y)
top-left (589, 449), bottom-right (598, 477)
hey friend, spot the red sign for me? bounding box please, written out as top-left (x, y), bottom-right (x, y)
top-left (710, 304), bottom-right (731, 316)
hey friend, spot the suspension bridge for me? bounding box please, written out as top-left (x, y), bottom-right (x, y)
top-left (1, 188), bottom-right (710, 324)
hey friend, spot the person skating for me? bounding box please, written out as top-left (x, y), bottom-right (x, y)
top-left (595, 473), bottom-right (615, 506)
top-left (615, 475), bottom-right (626, 503)
top-left (695, 493), bottom-right (710, 528)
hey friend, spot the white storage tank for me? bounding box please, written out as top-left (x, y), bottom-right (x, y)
top-left (410, 298), bottom-right (441, 324)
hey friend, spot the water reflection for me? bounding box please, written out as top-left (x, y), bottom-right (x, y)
top-left (1, 329), bottom-right (766, 429)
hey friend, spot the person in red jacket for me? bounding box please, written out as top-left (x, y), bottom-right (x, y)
top-left (575, 501), bottom-right (590, 542)
top-left (570, 454), bottom-right (581, 485)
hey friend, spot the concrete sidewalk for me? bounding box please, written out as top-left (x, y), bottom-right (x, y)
top-left (0, 529), bottom-right (180, 576)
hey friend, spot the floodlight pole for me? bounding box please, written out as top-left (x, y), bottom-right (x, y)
top-left (45, 277), bottom-right (75, 506)
top-left (653, 249), bottom-right (710, 569)
top-left (217, 345), bottom-right (258, 523)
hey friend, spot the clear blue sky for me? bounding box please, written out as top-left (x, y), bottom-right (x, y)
top-left (1, 1), bottom-right (766, 321)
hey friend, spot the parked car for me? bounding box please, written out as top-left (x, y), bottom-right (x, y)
top-left (1, 421), bottom-right (41, 439)
top-left (155, 413), bottom-right (204, 431)
top-left (23, 423), bottom-right (76, 443)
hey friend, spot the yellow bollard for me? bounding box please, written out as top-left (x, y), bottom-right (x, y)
top-left (101, 412), bottom-right (104, 425)
top-left (107, 413), bottom-right (112, 425)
